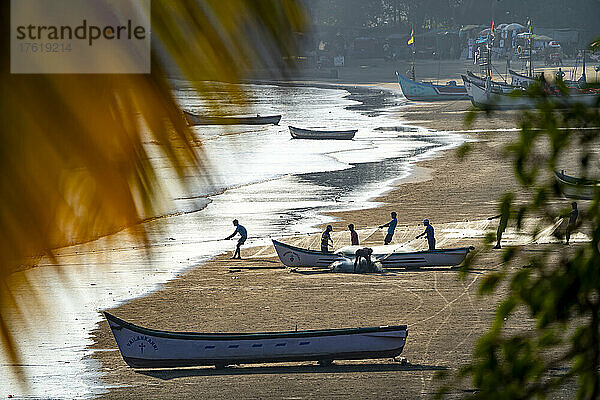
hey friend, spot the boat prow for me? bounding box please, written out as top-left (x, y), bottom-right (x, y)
top-left (554, 170), bottom-right (599, 200)
top-left (272, 239), bottom-right (345, 267)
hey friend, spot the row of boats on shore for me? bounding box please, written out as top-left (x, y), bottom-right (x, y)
top-left (272, 239), bottom-right (473, 270)
top-left (397, 69), bottom-right (599, 109)
top-left (106, 233), bottom-right (476, 369)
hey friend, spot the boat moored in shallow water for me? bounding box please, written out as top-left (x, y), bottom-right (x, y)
top-left (289, 126), bottom-right (357, 140)
top-left (184, 111), bottom-right (282, 126)
top-left (272, 239), bottom-right (345, 267)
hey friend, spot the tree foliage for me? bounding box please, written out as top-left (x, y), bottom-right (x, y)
top-left (438, 50), bottom-right (600, 399)
top-left (304, 0), bottom-right (600, 43)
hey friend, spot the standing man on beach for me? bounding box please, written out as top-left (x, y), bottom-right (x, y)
top-left (348, 224), bottom-right (359, 246)
top-left (225, 219), bottom-right (247, 259)
top-left (565, 202), bottom-right (578, 245)
top-left (416, 219), bottom-right (436, 250)
top-left (379, 212), bottom-right (397, 245)
top-left (488, 211), bottom-right (509, 249)
top-left (321, 225), bottom-right (333, 253)
top-left (488, 194), bottom-right (512, 249)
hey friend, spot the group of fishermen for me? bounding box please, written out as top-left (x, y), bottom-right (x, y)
top-left (320, 212), bottom-right (436, 253)
top-left (320, 212), bottom-right (436, 272)
top-left (224, 212), bottom-right (436, 264)
top-left (225, 202), bottom-right (579, 262)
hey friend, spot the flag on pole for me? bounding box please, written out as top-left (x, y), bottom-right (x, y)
top-left (407, 28), bottom-right (414, 46)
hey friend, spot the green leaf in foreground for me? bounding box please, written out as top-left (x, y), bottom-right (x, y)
top-left (440, 72), bottom-right (600, 399)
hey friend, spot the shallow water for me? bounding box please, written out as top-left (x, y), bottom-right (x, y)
top-left (1, 83), bottom-right (466, 398)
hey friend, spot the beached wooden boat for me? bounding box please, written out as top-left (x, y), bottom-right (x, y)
top-left (465, 71), bottom-right (516, 93)
top-left (466, 79), bottom-right (599, 109)
top-left (396, 71), bottom-right (469, 101)
top-left (554, 170), bottom-right (599, 200)
top-left (335, 245), bottom-right (474, 269)
top-left (272, 239), bottom-right (345, 267)
top-left (462, 75), bottom-right (516, 103)
top-left (104, 312), bottom-right (408, 368)
top-left (273, 240), bottom-right (473, 269)
top-left (289, 126), bottom-right (357, 140)
top-left (509, 69), bottom-right (537, 87)
top-left (509, 69), bottom-right (584, 89)
top-left (465, 79), bottom-right (531, 109)
top-left (184, 111), bottom-right (282, 126)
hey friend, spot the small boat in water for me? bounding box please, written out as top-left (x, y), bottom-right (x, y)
top-left (289, 126), bottom-right (357, 140)
top-left (104, 312), bottom-right (408, 368)
top-left (555, 170), bottom-right (599, 200)
top-left (273, 240), bottom-right (473, 269)
top-left (396, 71), bottom-right (469, 101)
top-left (184, 111), bottom-right (282, 126)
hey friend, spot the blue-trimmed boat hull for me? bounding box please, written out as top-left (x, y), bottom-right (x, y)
top-left (396, 72), bottom-right (469, 101)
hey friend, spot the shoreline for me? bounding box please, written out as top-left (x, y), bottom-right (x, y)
top-left (88, 89), bottom-right (529, 399)
top-left (69, 62), bottom-right (588, 398)
top-left (90, 87), bottom-right (587, 398)
top-left (4, 78), bottom-right (463, 399)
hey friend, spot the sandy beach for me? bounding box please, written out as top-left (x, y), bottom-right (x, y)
top-left (87, 61), bottom-right (590, 399)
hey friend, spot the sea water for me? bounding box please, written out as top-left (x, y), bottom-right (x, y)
top-left (0, 82), bottom-right (465, 398)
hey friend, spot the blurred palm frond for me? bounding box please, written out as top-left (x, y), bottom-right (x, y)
top-left (0, 0), bottom-right (307, 376)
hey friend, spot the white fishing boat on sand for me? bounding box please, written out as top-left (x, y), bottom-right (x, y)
top-left (464, 71), bottom-right (516, 93)
top-left (273, 240), bottom-right (473, 269)
top-left (465, 79), bottom-right (599, 109)
top-left (105, 312), bottom-right (408, 369)
top-left (272, 239), bottom-right (345, 267)
top-left (555, 170), bottom-right (599, 200)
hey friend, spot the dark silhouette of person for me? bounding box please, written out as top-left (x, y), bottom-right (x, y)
top-left (488, 212), bottom-right (509, 249)
top-left (348, 224), bottom-right (359, 246)
top-left (556, 67), bottom-right (565, 81)
top-left (321, 225), bottom-right (333, 253)
top-left (416, 219), bottom-right (436, 250)
top-left (488, 193), bottom-right (513, 249)
top-left (565, 202), bottom-right (578, 245)
top-left (354, 247), bottom-right (374, 273)
top-left (225, 219), bottom-right (247, 259)
top-left (379, 212), bottom-right (398, 245)
top-left (539, 72), bottom-right (551, 94)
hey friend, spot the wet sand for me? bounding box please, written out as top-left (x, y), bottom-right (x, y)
top-left (90, 68), bottom-right (584, 398)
